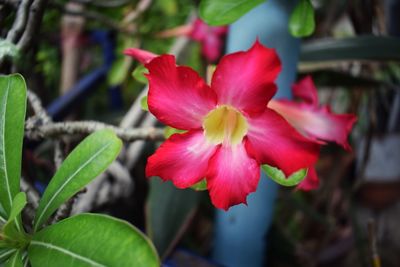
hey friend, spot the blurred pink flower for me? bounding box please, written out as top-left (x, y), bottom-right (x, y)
top-left (157, 18), bottom-right (227, 62)
top-left (124, 42), bottom-right (319, 210)
top-left (269, 76), bottom-right (357, 190)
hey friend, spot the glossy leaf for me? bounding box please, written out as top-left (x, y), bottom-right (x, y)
top-left (199, 0), bottom-right (264, 26)
top-left (2, 193), bottom-right (26, 238)
top-left (4, 250), bottom-right (22, 267)
top-left (33, 130), bottom-right (122, 232)
top-left (262, 164), bottom-right (307, 187)
top-left (28, 213), bottom-right (159, 267)
top-left (0, 249), bottom-right (16, 264)
top-left (0, 74), bottom-right (26, 216)
top-left (289, 0), bottom-right (315, 37)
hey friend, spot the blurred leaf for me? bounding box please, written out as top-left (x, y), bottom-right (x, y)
top-left (0, 40), bottom-right (19, 59)
top-left (262, 165), bottom-right (307, 187)
top-left (107, 57), bottom-right (127, 86)
top-left (0, 74), bottom-right (26, 216)
top-left (33, 130), bottom-right (122, 232)
top-left (28, 213), bottom-right (159, 267)
top-left (164, 126), bottom-right (186, 139)
top-left (190, 179), bottom-right (207, 191)
top-left (157, 0), bottom-right (178, 16)
top-left (147, 179), bottom-right (199, 258)
top-left (0, 249), bottom-right (16, 264)
top-left (300, 36), bottom-right (400, 62)
top-left (132, 65), bottom-right (148, 84)
top-left (289, 0), bottom-right (315, 37)
top-left (199, 0), bottom-right (264, 26)
top-left (4, 249), bottom-right (22, 267)
top-left (141, 96), bottom-right (149, 111)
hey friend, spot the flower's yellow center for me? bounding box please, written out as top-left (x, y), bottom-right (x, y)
top-left (203, 105), bottom-right (248, 145)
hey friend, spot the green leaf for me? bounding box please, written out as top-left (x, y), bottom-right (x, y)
top-left (261, 165), bottom-right (307, 187)
top-left (28, 213), bottom-right (159, 267)
top-left (0, 40), bottom-right (19, 60)
top-left (4, 250), bottom-right (22, 267)
top-left (2, 193), bottom-right (26, 238)
top-left (132, 65), bottom-right (148, 84)
top-left (33, 130), bottom-right (122, 232)
top-left (289, 0), bottom-right (315, 37)
top-left (164, 126), bottom-right (186, 139)
top-left (0, 74), bottom-right (26, 216)
top-left (147, 179), bottom-right (199, 258)
top-left (0, 249), bottom-right (16, 264)
top-left (199, 0), bottom-right (265, 26)
top-left (190, 179), bottom-right (207, 191)
top-left (140, 96), bottom-right (148, 111)
top-left (300, 36), bottom-right (400, 62)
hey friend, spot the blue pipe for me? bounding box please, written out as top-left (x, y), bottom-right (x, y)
top-left (212, 1), bottom-right (300, 266)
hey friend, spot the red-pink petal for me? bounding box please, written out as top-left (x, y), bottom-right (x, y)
top-left (296, 167), bottom-right (320, 191)
top-left (145, 55), bottom-right (217, 130)
top-left (292, 76), bottom-right (318, 106)
top-left (123, 48), bottom-right (158, 64)
top-left (146, 130), bottom-right (217, 188)
top-left (201, 35), bottom-right (223, 62)
top-left (268, 100), bottom-right (357, 151)
top-left (211, 40), bottom-right (281, 115)
top-left (246, 108), bottom-right (320, 176)
top-left (206, 141), bottom-right (260, 210)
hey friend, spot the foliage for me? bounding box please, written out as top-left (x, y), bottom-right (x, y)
top-left (0, 74), bottom-right (159, 266)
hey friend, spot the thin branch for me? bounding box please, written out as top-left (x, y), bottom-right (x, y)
top-left (17, 0), bottom-right (49, 52)
top-left (27, 89), bottom-right (51, 123)
top-left (5, 0), bottom-right (31, 43)
top-left (25, 120), bottom-right (165, 141)
top-left (70, 0), bottom-right (132, 8)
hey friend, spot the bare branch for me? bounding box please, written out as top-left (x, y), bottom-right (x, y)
top-left (6, 0), bottom-right (31, 43)
top-left (25, 120), bottom-right (165, 141)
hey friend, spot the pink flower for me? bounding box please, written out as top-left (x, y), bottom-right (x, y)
top-left (268, 76), bottom-right (357, 190)
top-left (157, 18), bottom-right (227, 62)
top-left (125, 41), bottom-right (319, 210)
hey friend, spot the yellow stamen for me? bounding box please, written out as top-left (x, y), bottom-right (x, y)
top-left (203, 105), bottom-right (248, 145)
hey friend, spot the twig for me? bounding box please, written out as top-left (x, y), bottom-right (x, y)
top-left (5, 0), bottom-right (31, 43)
top-left (27, 89), bottom-right (51, 123)
top-left (70, 0), bottom-right (132, 8)
top-left (17, 0), bottom-right (49, 52)
top-left (25, 120), bottom-right (165, 141)
top-left (122, 0), bottom-right (152, 25)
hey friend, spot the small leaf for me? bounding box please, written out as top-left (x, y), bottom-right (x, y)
top-left (132, 65), bottom-right (148, 84)
top-left (28, 213), bottom-right (160, 267)
top-left (0, 74), bottom-right (26, 216)
top-left (164, 126), bottom-right (186, 139)
top-left (0, 40), bottom-right (19, 59)
top-left (33, 130), bottom-right (122, 232)
top-left (2, 193), bottom-right (26, 238)
top-left (199, 0), bottom-right (265, 26)
top-left (289, 0), bottom-right (315, 37)
top-left (0, 249), bottom-right (16, 264)
top-left (140, 96), bottom-right (149, 111)
top-left (262, 165), bottom-right (308, 187)
top-left (190, 179), bottom-right (207, 191)
top-left (4, 249), bottom-right (23, 267)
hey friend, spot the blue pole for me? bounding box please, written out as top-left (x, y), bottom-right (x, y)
top-left (212, 1), bottom-right (299, 266)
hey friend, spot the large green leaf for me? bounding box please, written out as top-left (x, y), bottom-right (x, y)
top-left (4, 250), bottom-right (22, 267)
top-left (289, 0), bottom-right (315, 37)
top-left (300, 36), bottom-right (400, 62)
top-left (147, 179), bottom-right (199, 258)
top-left (0, 74), bottom-right (26, 216)
top-left (28, 213), bottom-right (159, 267)
top-left (262, 165), bottom-right (307, 187)
top-left (33, 130), bottom-right (122, 232)
top-left (0, 249), bottom-right (16, 264)
top-left (199, 0), bottom-right (264, 26)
